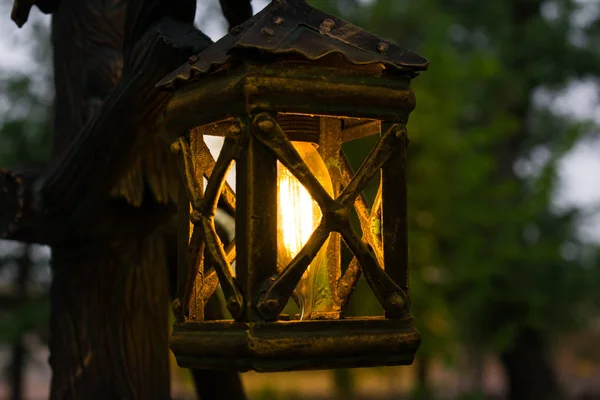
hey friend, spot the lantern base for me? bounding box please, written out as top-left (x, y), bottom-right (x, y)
top-left (170, 317), bottom-right (420, 372)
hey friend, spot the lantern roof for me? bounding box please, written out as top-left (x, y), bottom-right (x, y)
top-left (157, 0), bottom-right (429, 89)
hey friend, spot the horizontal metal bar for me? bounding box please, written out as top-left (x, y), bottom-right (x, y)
top-left (341, 120), bottom-right (381, 142)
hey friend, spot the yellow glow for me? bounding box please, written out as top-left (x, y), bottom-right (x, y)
top-left (277, 142), bottom-right (333, 319)
top-left (278, 167), bottom-right (319, 258)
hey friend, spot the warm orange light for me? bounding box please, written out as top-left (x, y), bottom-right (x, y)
top-left (278, 167), bottom-right (318, 258)
top-left (277, 142), bottom-right (333, 320)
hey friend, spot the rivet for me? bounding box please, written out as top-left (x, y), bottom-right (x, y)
top-left (320, 18), bottom-right (335, 32)
top-left (172, 298), bottom-right (182, 314)
top-left (258, 119), bottom-right (275, 132)
top-left (188, 55), bottom-right (198, 64)
top-left (231, 25), bottom-right (243, 36)
top-left (377, 42), bottom-right (389, 53)
top-left (386, 293), bottom-right (408, 313)
top-left (273, 16), bottom-right (285, 26)
top-left (228, 124), bottom-right (241, 136)
top-left (261, 27), bottom-right (275, 38)
top-left (263, 298), bottom-right (280, 312)
top-left (170, 142), bottom-right (182, 154)
top-left (190, 210), bottom-right (202, 224)
top-left (228, 296), bottom-right (240, 309)
top-left (395, 126), bottom-right (407, 138)
top-left (227, 296), bottom-right (243, 318)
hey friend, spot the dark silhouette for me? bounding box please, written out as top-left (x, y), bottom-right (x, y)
top-left (1, 0), bottom-right (251, 398)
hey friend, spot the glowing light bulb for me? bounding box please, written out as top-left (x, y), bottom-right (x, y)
top-left (278, 168), bottom-right (317, 258)
top-left (277, 142), bottom-right (333, 320)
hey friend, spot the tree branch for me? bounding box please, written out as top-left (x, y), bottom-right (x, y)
top-left (0, 8), bottom-right (212, 244)
top-left (11, 0), bottom-right (61, 28)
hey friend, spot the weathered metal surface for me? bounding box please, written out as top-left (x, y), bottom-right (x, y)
top-left (171, 109), bottom-right (416, 368)
top-left (172, 137), bottom-right (206, 321)
top-left (316, 117), bottom-right (343, 317)
top-left (157, 0), bottom-right (428, 89)
top-left (253, 113), bottom-right (334, 208)
top-left (341, 120), bottom-right (381, 142)
top-left (171, 317), bottom-right (420, 372)
top-left (191, 133), bottom-right (236, 214)
top-left (336, 150), bottom-right (384, 311)
top-left (201, 218), bottom-right (244, 319)
top-left (162, 64), bottom-right (416, 140)
top-left (235, 119), bottom-right (279, 322)
top-left (381, 123), bottom-right (410, 305)
top-left (164, 6), bottom-right (424, 367)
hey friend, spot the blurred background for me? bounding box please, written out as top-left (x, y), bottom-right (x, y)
top-left (1, 0), bottom-right (600, 398)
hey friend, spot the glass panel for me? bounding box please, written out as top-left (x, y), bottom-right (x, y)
top-left (276, 142), bottom-right (334, 320)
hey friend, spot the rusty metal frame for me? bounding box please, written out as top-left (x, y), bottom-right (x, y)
top-left (165, 59), bottom-right (420, 372)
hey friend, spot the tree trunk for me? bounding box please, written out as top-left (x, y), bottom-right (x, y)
top-left (499, 328), bottom-right (563, 400)
top-left (48, 231), bottom-right (171, 399)
top-left (9, 245), bottom-right (32, 400)
top-left (44, 0), bottom-right (215, 397)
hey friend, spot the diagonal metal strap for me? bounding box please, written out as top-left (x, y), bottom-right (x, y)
top-left (257, 222), bottom-right (331, 321)
top-left (340, 224), bottom-right (409, 319)
top-left (199, 136), bottom-right (238, 218)
top-left (201, 217), bottom-right (244, 319)
top-left (337, 151), bottom-right (385, 309)
top-left (195, 138), bottom-right (237, 214)
top-left (178, 222), bottom-right (204, 320)
top-left (338, 124), bottom-right (404, 208)
top-left (173, 137), bottom-right (204, 210)
top-left (175, 128), bottom-right (243, 319)
top-left (252, 113), bottom-right (335, 209)
top-left (202, 239), bottom-right (236, 302)
top-left (340, 151), bottom-right (371, 237)
top-left (250, 116), bottom-right (408, 320)
top-left (338, 195), bottom-right (383, 310)
top-left (172, 137), bottom-right (204, 320)
top-left (338, 257), bottom-right (360, 310)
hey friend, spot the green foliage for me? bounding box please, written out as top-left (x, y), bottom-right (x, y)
top-left (0, 74), bottom-right (52, 165)
top-left (0, 9), bottom-right (53, 393)
top-left (315, 0), bottom-right (600, 366)
top-left (0, 296), bottom-right (50, 343)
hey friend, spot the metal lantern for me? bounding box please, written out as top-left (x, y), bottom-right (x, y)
top-left (158, 0), bottom-right (428, 372)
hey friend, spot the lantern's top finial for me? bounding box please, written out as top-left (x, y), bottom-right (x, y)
top-left (157, 0), bottom-right (429, 89)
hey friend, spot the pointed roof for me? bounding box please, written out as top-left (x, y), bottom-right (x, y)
top-left (157, 0), bottom-right (429, 89)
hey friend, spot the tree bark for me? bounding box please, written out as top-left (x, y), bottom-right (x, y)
top-left (42, 0), bottom-right (212, 397)
top-left (1, 1), bottom-right (254, 398)
top-left (49, 229), bottom-right (171, 399)
top-left (499, 328), bottom-right (563, 400)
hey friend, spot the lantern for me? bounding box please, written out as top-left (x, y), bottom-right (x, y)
top-left (158, 0), bottom-right (428, 372)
